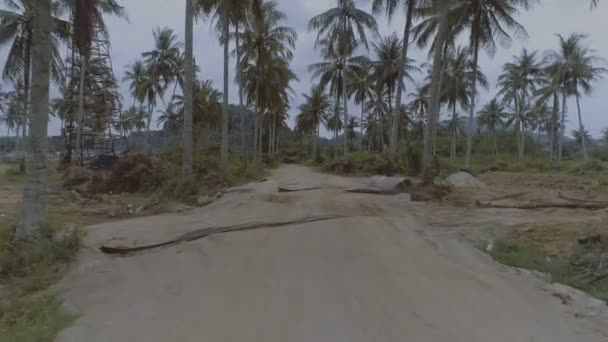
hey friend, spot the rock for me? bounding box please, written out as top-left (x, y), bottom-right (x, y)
top-left (369, 176), bottom-right (414, 194)
top-left (52, 224), bottom-right (77, 244)
top-left (197, 195), bottom-right (215, 207)
top-left (215, 191), bottom-right (223, 199)
top-left (446, 172), bottom-right (485, 188)
top-left (544, 283), bottom-right (607, 318)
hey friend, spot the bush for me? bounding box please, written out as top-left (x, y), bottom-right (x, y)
top-left (102, 153), bottom-right (166, 193)
top-left (569, 159), bottom-right (606, 176)
top-left (322, 152), bottom-right (390, 175)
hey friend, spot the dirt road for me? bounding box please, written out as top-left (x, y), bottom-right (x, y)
top-left (57, 165), bottom-right (608, 341)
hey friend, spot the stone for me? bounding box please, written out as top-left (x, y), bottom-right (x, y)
top-left (446, 172), bottom-right (485, 188)
top-left (197, 196), bottom-right (215, 207)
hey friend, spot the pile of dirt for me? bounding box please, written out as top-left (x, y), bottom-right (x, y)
top-left (102, 154), bottom-right (164, 193)
top-left (410, 184), bottom-right (451, 202)
top-left (479, 172), bottom-right (599, 190)
top-left (506, 221), bottom-right (608, 258)
top-left (446, 172), bottom-right (485, 188)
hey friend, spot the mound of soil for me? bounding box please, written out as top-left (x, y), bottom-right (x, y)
top-left (478, 172), bottom-right (599, 190)
top-left (446, 172), bottom-right (485, 188)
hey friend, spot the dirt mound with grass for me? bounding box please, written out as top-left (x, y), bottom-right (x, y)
top-left (446, 172), bottom-right (485, 188)
top-left (479, 172), bottom-right (599, 190)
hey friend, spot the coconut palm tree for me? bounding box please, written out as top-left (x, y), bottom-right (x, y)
top-left (373, 33), bottom-right (419, 117)
top-left (478, 98), bottom-right (507, 157)
top-left (365, 83), bottom-right (390, 150)
top-left (297, 84), bottom-right (331, 158)
top-left (497, 49), bottom-right (543, 159)
top-left (372, 0), bottom-right (420, 159)
top-left (572, 129), bottom-right (592, 147)
top-left (238, 0), bottom-right (296, 160)
top-left (0, 0), bottom-right (69, 147)
top-left (140, 67), bottom-right (163, 153)
top-left (449, 0), bottom-right (535, 169)
top-left (347, 57), bottom-right (374, 150)
top-left (442, 45), bottom-right (487, 160)
top-left (123, 60), bottom-right (147, 110)
top-left (197, 0), bottom-right (253, 161)
top-left (309, 0), bottom-right (378, 157)
top-left (142, 27), bottom-right (183, 94)
top-left (422, 0), bottom-right (449, 183)
top-left (408, 85), bottom-right (428, 143)
top-left (183, 0), bottom-right (195, 175)
top-left (544, 33), bottom-right (605, 162)
top-left (17, 0), bottom-right (52, 240)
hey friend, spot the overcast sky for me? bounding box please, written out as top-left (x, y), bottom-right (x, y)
top-left (1, 0), bottom-right (607, 138)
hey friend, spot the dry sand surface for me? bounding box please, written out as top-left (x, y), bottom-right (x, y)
top-left (56, 165), bottom-right (608, 341)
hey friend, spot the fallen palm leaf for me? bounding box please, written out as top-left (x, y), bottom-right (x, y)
top-left (100, 215), bottom-right (349, 255)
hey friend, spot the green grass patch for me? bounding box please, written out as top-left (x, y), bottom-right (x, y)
top-left (0, 220), bottom-right (80, 341)
top-left (489, 239), bottom-right (608, 303)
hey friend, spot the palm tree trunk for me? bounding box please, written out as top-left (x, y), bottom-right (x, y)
top-left (558, 91), bottom-right (567, 165)
top-left (253, 114), bottom-right (259, 159)
top-left (493, 128), bottom-right (498, 158)
top-left (181, 1), bottom-right (193, 177)
top-left (21, 30), bottom-right (33, 152)
top-left (551, 93), bottom-right (558, 161)
top-left (75, 54), bottom-right (88, 164)
top-left (359, 101), bottom-right (364, 151)
top-left (389, 0), bottom-right (415, 161)
top-left (464, 26), bottom-right (481, 170)
top-left (422, 0), bottom-right (449, 184)
top-left (575, 91), bottom-right (588, 162)
top-left (17, 0), bottom-right (51, 240)
top-left (520, 121), bottom-right (525, 158)
top-left (342, 66), bottom-right (349, 158)
top-left (235, 24), bottom-right (246, 160)
top-left (450, 106), bottom-right (457, 160)
top-left (221, 17), bottom-right (230, 162)
top-left (144, 103), bottom-right (153, 154)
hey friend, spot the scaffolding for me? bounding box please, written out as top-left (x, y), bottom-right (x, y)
top-left (62, 22), bottom-right (127, 168)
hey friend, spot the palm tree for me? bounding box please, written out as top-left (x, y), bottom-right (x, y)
top-left (601, 127), bottom-right (608, 144)
top-left (478, 98), bottom-right (507, 157)
top-left (297, 84), bottom-right (331, 158)
top-left (365, 84), bottom-right (389, 150)
top-left (450, 0), bottom-right (535, 170)
top-left (325, 108), bottom-right (344, 150)
top-left (442, 45), bottom-right (488, 160)
top-left (497, 48), bottom-right (543, 159)
top-left (123, 60), bottom-right (147, 111)
top-left (17, 0), bottom-right (52, 240)
top-left (140, 67), bottom-right (163, 153)
top-left (239, 0), bottom-right (296, 160)
top-left (0, 0), bottom-right (69, 147)
top-left (345, 117), bottom-right (359, 151)
top-left (197, 0), bottom-right (251, 161)
top-left (408, 85), bottom-right (428, 143)
top-left (373, 33), bottom-right (419, 118)
top-left (142, 27), bottom-right (183, 94)
top-left (572, 129), bottom-right (592, 147)
top-left (422, 0), bottom-right (449, 183)
top-left (309, 0), bottom-right (378, 157)
top-left (183, 0), bottom-right (195, 175)
top-left (347, 58), bottom-right (374, 150)
top-left (544, 33), bottom-right (606, 162)
top-left (172, 80), bottom-right (223, 133)
top-left (372, 0), bottom-right (420, 159)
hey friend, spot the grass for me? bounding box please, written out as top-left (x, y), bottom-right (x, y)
top-left (0, 220), bottom-right (81, 341)
top-left (489, 238), bottom-right (608, 303)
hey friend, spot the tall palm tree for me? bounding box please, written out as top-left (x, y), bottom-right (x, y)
top-left (123, 60), bottom-right (147, 111)
top-left (442, 45), bottom-right (487, 160)
top-left (544, 33), bottom-right (605, 162)
top-left (450, 0), bottom-right (535, 169)
top-left (478, 98), bottom-right (507, 157)
top-left (142, 27), bottom-right (183, 94)
top-left (297, 84), bottom-right (331, 158)
top-left (17, 0), bottom-right (52, 240)
top-left (0, 0), bottom-right (69, 147)
top-left (183, 0), bottom-right (195, 175)
top-left (422, 0), bottom-right (449, 183)
top-left (197, 0), bottom-right (251, 161)
top-left (309, 0), bottom-right (378, 157)
top-left (497, 48), bottom-right (543, 159)
top-left (372, 0), bottom-right (420, 159)
top-left (239, 0), bottom-right (296, 160)
top-left (373, 33), bottom-right (419, 117)
top-left (347, 58), bottom-right (374, 150)
top-left (408, 85), bottom-right (428, 143)
top-left (140, 67), bottom-right (163, 153)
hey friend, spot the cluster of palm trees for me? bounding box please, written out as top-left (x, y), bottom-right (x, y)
top-left (297, 0), bottom-right (603, 180)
